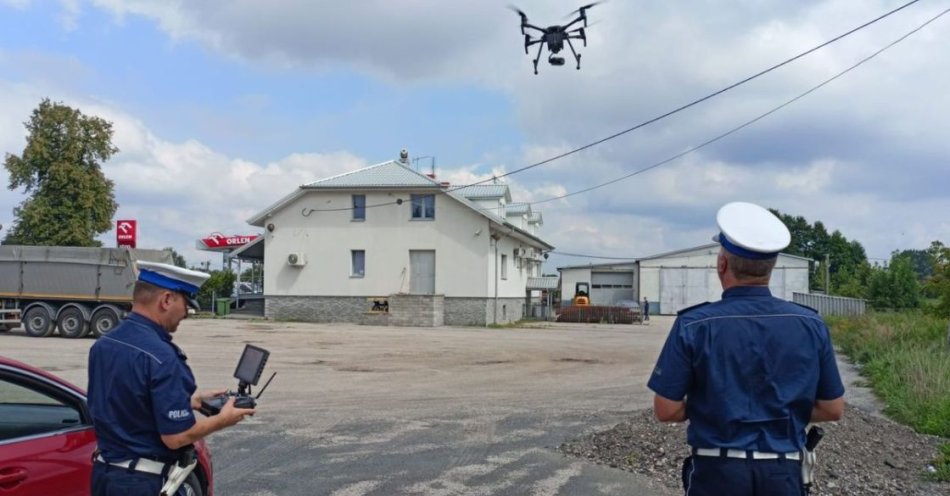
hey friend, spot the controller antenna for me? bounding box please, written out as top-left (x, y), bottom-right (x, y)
top-left (255, 372), bottom-right (277, 399)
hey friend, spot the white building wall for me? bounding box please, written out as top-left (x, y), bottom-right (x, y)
top-left (559, 267), bottom-right (593, 304)
top-left (640, 245), bottom-right (811, 314)
top-left (263, 190), bottom-right (492, 297)
top-left (487, 236), bottom-right (538, 298)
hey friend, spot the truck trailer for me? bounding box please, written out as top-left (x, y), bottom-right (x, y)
top-left (0, 246), bottom-right (173, 338)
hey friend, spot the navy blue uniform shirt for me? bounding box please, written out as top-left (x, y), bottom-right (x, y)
top-left (647, 286), bottom-right (844, 453)
top-left (87, 312), bottom-right (197, 463)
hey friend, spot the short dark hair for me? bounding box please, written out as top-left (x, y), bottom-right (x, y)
top-left (133, 280), bottom-right (165, 305)
top-left (724, 251), bottom-right (776, 282)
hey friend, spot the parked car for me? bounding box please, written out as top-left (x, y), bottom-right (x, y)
top-left (0, 356), bottom-right (214, 495)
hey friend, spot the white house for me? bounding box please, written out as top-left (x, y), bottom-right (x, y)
top-left (245, 154), bottom-right (554, 326)
top-left (559, 244), bottom-right (811, 315)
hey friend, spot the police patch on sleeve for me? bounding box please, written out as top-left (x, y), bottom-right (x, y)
top-left (168, 408), bottom-right (193, 421)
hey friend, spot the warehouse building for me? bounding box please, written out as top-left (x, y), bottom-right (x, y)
top-left (558, 244), bottom-right (811, 314)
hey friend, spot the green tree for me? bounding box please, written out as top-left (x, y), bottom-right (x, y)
top-left (893, 248), bottom-right (934, 280)
top-left (769, 209), bottom-right (868, 294)
top-left (866, 256), bottom-right (921, 310)
top-left (3, 99), bottom-right (118, 246)
top-left (196, 269), bottom-right (236, 311)
top-left (164, 247), bottom-right (187, 268)
top-left (924, 241), bottom-right (950, 316)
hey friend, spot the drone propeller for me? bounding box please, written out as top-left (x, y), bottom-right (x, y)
top-left (507, 4), bottom-right (529, 34)
top-left (566, 1), bottom-right (604, 27)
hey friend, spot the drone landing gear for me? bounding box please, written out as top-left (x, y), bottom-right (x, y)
top-left (566, 38), bottom-right (582, 70)
top-left (532, 41), bottom-right (544, 75)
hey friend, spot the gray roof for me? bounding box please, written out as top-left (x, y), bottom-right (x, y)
top-left (527, 276), bottom-right (560, 290)
top-left (452, 184), bottom-right (511, 201)
top-left (245, 159), bottom-right (554, 250)
top-left (304, 160), bottom-right (441, 189)
top-left (558, 261), bottom-right (637, 271)
top-left (506, 203), bottom-right (531, 216)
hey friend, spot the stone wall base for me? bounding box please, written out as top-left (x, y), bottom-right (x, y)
top-left (265, 295), bottom-right (524, 327)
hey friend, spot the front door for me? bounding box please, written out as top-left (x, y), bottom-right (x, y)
top-left (409, 250), bottom-right (435, 294)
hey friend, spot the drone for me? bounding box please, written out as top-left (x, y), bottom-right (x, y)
top-left (511, 3), bottom-right (600, 74)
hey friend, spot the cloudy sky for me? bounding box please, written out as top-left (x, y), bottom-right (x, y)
top-left (1, 0), bottom-right (948, 270)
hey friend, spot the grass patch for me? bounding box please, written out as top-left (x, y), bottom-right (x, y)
top-left (487, 320), bottom-right (530, 329)
top-left (931, 443), bottom-right (950, 481)
top-left (827, 312), bottom-right (950, 481)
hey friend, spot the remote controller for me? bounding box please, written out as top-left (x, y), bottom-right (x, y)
top-left (199, 392), bottom-right (257, 416)
top-left (199, 344), bottom-right (275, 417)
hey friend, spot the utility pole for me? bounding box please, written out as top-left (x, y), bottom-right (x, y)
top-left (825, 253), bottom-right (831, 295)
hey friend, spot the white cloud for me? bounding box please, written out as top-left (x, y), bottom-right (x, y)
top-left (57, 0), bottom-right (81, 32)
top-left (6, 1), bottom-right (950, 267)
top-left (0, 78), bottom-right (368, 267)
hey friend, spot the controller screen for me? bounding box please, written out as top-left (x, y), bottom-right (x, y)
top-left (234, 345), bottom-right (268, 384)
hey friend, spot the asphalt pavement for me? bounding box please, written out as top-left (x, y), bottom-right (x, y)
top-left (4, 317), bottom-right (679, 495)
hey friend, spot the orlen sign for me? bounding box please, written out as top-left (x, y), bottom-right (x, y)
top-left (116, 220), bottom-right (137, 248)
top-left (199, 233), bottom-right (259, 250)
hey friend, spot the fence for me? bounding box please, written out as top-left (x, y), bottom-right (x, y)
top-left (524, 302), bottom-right (555, 321)
top-left (792, 292), bottom-right (866, 316)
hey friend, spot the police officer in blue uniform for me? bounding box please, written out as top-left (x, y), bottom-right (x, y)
top-left (88, 261), bottom-right (254, 496)
top-left (648, 202), bottom-right (845, 496)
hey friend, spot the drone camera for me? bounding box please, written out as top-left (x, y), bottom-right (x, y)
top-left (548, 56), bottom-right (565, 66)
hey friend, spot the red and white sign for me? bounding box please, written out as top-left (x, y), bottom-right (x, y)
top-left (116, 220), bottom-right (137, 248)
top-left (198, 232), bottom-right (259, 250)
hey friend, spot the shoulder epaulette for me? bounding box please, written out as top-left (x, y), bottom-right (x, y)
top-left (677, 301), bottom-right (710, 315)
top-left (791, 301), bottom-right (819, 314)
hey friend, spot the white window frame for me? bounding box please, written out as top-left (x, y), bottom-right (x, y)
top-left (351, 250), bottom-right (365, 278)
top-left (501, 254), bottom-right (508, 280)
top-left (410, 194), bottom-right (435, 220)
top-left (352, 195), bottom-right (366, 221)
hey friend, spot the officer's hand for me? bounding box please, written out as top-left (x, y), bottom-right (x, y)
top-left (218, 397), bottom-right (256, 427)
top-left (191, 388), bottom-right (228, 410)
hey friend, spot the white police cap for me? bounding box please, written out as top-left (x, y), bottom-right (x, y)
top-left (712, 201), bottom-right (790, 260)
top-left (137, 261), bottom-right (211, 309)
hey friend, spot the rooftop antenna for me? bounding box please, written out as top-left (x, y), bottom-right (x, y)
top-left (412, 155), bottom-right (436, 178)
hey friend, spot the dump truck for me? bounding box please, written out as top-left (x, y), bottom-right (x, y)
top-left (0, 246), bottom-right (172, 338)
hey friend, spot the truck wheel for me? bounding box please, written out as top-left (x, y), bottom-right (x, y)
top-left (23, 305), bottom-right (55, 337)
top-left (91, 307), bottom-right (120, 337)
top-left (57, 306), bottom-right (90, 338)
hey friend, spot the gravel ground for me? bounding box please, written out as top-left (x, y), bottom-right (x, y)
top-left (559, 405), bottom-right (949, 495)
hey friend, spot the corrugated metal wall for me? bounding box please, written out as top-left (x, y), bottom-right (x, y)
top-left (793, 292), bottom-right (866, 316)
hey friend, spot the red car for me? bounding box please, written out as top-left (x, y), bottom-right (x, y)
top-left (0, 356), bottom-right (214, 495)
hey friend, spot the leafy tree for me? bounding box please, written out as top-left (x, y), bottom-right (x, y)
top-left (196, 269), bottom-right (236, 311)
top-left (164, 247), bottom-right (187, 268)
top-left (866, 256), bottom-right (921, 310)
top-left (892, 249), bottom-right (934, 280)
top-left (769, 209), bottom-right (868, 294)
top-left (3, 99), bottom-right (118, 246)
top-left (924, 241), bottom-right (950, 316)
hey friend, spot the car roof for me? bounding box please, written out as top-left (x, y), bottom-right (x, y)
top-left (0, 355), bottom-right (86, 396)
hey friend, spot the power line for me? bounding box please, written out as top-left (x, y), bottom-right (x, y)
top-left (447, 0), bottom-right (923, 190)
top-left (519, 4), bottom-right (950, 208)
top-left (551, 251), bottom-right (638, 260)
top-left (298, 0), bottom-right (924, 215)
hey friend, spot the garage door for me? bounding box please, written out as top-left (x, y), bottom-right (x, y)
top-left (591, 272), bottom-right (633, 306)
top-left (659, 268), bottom-right (719, 314)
